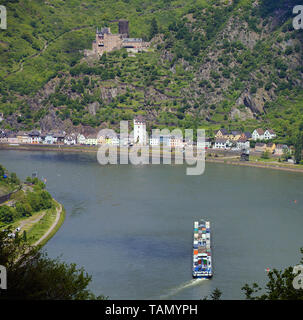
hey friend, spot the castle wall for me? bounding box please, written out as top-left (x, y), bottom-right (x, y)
top-left (104, 33), bottom-right (123, 52)
top-left (91, 23), bottom-right (149, 56)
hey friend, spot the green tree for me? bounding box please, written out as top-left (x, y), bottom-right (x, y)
top-left (242, 248), bottom-right (303, 300)
top-left (10, 172), bottom-right (20, 185)
top-left (250, 140), bottom-right (256, 148)
top-left (282, 148), bottom-right (291, 162)
top-left (0, 165), bottom-right (5, 177)
top-left (0, 229), bottom-right (106, 300)
top-left (294, 132), bottom-right (303, 164)
top-left (210, 288), bottom-right (222, 300)
top-left (15, 201), bottom-right (32, 217)
top-left (0, 206), bottom-right (15, 224)
top-left (203, 288), bottom-right (222, 300)
top-left (261, 150), bottom-right (270, 159)
top-left (150, 18), bottom-right (159, 40)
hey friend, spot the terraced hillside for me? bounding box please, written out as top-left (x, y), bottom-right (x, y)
top-left (0, 0), bottom-right (302, 144)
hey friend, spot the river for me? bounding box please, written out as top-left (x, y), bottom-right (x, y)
top-left (1, 150), bottom-right (302, 299)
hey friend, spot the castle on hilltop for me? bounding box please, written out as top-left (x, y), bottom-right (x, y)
top-left (91, 20), bottom-right (149, 56)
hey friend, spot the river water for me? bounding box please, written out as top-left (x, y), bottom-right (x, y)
top-left (1, 150), bottom-right (302, 299)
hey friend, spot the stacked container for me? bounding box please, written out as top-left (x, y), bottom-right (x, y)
top-left (192, 219), bottom-right (213, 279)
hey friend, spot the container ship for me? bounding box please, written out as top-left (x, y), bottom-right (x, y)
top-left (192, 220), bottom-right (213, 278)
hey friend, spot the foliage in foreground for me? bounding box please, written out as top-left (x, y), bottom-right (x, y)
top-left (203, 288), bottom-right (222, 300)
top-left (242, 248), bottom-right (303, 300)
top-left (206, 248), bottom-right (303, 300)
top-left (0, 229), bottom-right (106, 300)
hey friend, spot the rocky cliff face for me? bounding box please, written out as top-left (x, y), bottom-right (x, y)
top-left (39, 111), bottom-right (64, 132)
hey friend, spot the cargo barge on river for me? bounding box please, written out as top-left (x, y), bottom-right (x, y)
top-left (192, 220), bottom-right (213, 278)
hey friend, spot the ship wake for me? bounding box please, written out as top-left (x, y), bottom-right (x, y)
top-left (159, 278), bottom-right (208, 299)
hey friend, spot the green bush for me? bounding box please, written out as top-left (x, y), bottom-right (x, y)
top-left (261, 151), bottom-right (270, 159)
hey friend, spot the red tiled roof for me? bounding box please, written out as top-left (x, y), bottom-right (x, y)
top-left (256, 128), bottom-right (264, 135)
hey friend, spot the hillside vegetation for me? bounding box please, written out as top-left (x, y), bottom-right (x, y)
top-left (0, 0), bottom-right (302, 144)
top-left (0, 165), bottom-right (53, 227)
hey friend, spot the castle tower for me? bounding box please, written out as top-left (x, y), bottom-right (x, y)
top-left (119, 19), bottom-right (129, 38)
top-left (134, 115), bottom-right (147, 145)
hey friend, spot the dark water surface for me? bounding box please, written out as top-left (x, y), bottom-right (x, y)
top-left (1, 150), bottom-right (302, 299)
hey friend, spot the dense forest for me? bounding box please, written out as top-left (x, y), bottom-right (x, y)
top-left (0, 0), bottom-right (303, 145)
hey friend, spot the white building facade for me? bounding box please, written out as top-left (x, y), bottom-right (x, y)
top-left (168, 136), bottom-right (184, 148)
top-left (64, 134), bottom-right (77, 145)
top-left (134, 116), bottom-right (147, 145)
top-left (252, 129), bottom-right (265, 141)
top-left (236, 139), bottom-right (250, 150)
top-left (214, 138), bottom-right (229, 149)
top-left (264, 130), bottom-right (276, 140)
top-left (85, 135), bottom-right (98, 146)
top-left (77, 134), bottom-right (86, 145)
top-left (43, 135), bottom-right (56, 145)
top-left (197, 138), bottom-right (211, 149)
top-left (149, 136), bottom-right (160, 146)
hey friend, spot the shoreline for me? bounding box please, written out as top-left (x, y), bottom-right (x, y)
top-left (33, 201), bottom-right (65, 247)
top-left (5, 199), bottom-right (65, 248)
top-left (1, 143), bottom-right (303, 174)
top-left (205, 158), bottom-right (303, 174)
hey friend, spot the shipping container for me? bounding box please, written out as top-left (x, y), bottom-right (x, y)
top-left (193, 220), bottom-right (212, 279)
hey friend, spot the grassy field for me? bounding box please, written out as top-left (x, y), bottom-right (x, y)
top-left (6, 200), bottom-right (65, 247)
top-left (249, 155), bottom-right (278, 162)
top-left (25, 201), bottom-right (64, 246)
top-left (33, 201), bottom-right (66, 247)
top-left (0, 184), bottom-right (10, 197)
top-left (0, 181), bottom-right (16, 196)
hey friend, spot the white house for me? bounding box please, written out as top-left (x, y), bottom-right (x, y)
top-left (264, 129), bottom-right (276, 140)
top-left (85, 135), bottom-right (98, 146)
top-left (102, 132), bottom-right (120, 145)
top-left (134, 115), bottom-right (147, 145)
top-left (109, 135), bottom-right (120, 146)
top-left (236, 138), bottom-right (250, 150)
top-left (159, 135), bottom-right (171, 146)
top-left (214, 138), bottom-right (230, 149)
top-left (43, 134), bottom-right (56, 145)
top-left (64, 134), bottom-right (77, 145)
top-left (149, 135), bottom-right (160, 146)
top-left (169, 135), bottom-right (184, 148)
top-left (7, 133), bottom-right (18, 144)
top-left (17, 131), bottom-right (31, 144)
top-left (77, 134), bottom-right (86, 145)
top-left (275, 144), bottom-right (289, 156)
top-left (197, 138), bottom-right (212, 149)
top-left (252, 128), bottom-right (265, 141)
top-left (53, 132), bottom-right (65, 144)
top-left (28, 130), bottom-right (41, 144)
top-left (0, 130), bottom-right (8, 143)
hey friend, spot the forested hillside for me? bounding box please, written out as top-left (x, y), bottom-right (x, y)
top-left (0, 0), bottom-right (302, 144)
